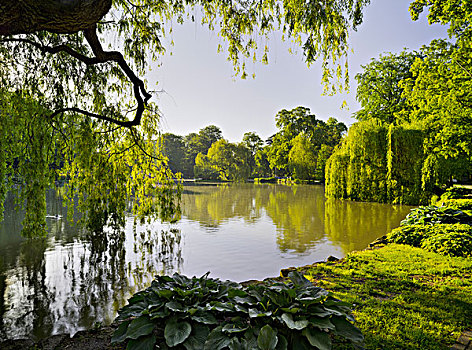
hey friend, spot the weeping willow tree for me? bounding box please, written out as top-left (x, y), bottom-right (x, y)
top-left (325, 120), bottom-right (430, 205)
top-left (0, 0), bottom-right (371, 237)
top-left (0, 90), bottom-right (180, 238)
top-left (326, 120), bottom-right (388, 202)
top-left (387, 124), bottom-right (429, 204)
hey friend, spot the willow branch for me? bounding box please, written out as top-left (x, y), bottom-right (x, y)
top-left (2, 24), bottom-right (151, 128)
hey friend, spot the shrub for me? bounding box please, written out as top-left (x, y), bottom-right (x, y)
top-left (387, 225), bottom-right (433, 247)
top-left (439, 187), bottom-right (472, 200)
top-left (438, 199), bottom-right (472, 213)
top-left (421, 232), bottom-right (472, 257)
top-left (387, 223), bottom-right (472, 257)
top-left (112, 272), bottom-right (364, 350)
top-left (400, 206), bottom-right (472, 226)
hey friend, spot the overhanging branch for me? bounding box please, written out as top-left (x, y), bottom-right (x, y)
top-left (2, 24), bottom-right (152, 128)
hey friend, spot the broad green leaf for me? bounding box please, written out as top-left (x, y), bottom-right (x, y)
top-left (233, 296), bottom-right (256, 305)
top-left (150, 307), bottom-right (170, 319)
top-left (128, 294), bottom-right (145, 304)
top-left (275, 335), bottom-right (288, 350)
top-left (222, 323), bottom-right (249, 333)
top-left (244, 328), bottom-right (259, 349)
top-left (120, 303), bottom-right (149, 318)
top-left (281, 313), bottom-right (309, 330)
top-left (234, 304), bottom-right (249, 313)
top-left (125, 315), bottom-right (155, 340)
top-left (322, 307), bottom-right (344, 316)
top-left (157, 289), bottom-right (174, 299)
top-left (257, 325), bottom-right (278, 350)
top-left (164, 317), bottom-right (192, 347)
top-left (166, 300), bottom-right (186, 312)
top-left (183, 324), bottom-right (210, 350)
top-left (126, 334), bottom-right (157, 350)
top-left (249, 308), bottom-right (272, 318)
top-left (191, 311), bottom-right (218, 325)
top-left (288, 271), bottom-right (314, 288)
top-left (280, 307), bottom-right (300, 314)
top-left (302, 328), bottom-right (331, 350)
top-left (308, 317), bottom-right (335, 330)
top-left (111, 320), bottom-right (130, 343)
top-left (204, 327), bottom-right (232, 350)
top-left (228, 338), bottom-right (244, 350)
top-left (308, 306), bottom-right (333, 318)
top-left (156, 275), bottom-right (174, 283)
top-left (211, 301), bottom-right (235, 312)
top-left (292, 334), bottom-right (312, 350)
top-left (229, 288), bottom-right (247, 298)
top-left (299, 296), bottom-right (323, 305)
top-left (173, 273), bottom-right (191, 285)
top-left (331, 316), bottom-right (364, 343)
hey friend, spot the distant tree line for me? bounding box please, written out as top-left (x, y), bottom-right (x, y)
top-left (159, 109), bottom-right (346, 181)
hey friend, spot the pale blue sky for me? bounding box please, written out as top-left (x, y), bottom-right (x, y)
top-left (150, 0), bottom-right (449, 142)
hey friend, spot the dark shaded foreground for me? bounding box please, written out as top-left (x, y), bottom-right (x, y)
top-left (0, 326), bottom-right (124, 350)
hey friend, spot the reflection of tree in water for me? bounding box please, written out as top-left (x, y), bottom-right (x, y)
top-left (262, 186), bottom-right (326, 254)
top-left (132, 228), bottom-right (183, 278)
top-left (182, 184), bottom-right (265, 228)
top-left (0, 191), bottom-right (183, 341)
top-left (2, 238), bottom-right (52, 340)
top-left (183, 184), bottom-right (327, 254)
top-left (324, 199), bottom-right (412, 254)
top-left (183, 184), bottom-right (412, 256)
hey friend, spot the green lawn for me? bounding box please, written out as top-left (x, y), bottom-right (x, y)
top-left (301, 244), bottom-right (472, 349)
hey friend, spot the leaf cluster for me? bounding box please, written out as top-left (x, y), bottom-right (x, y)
top-left (112, 271), bottom-right (364, 350)
top-left (400, 206), bottom-right (472, 226)
top-left (387, 223), bottom-right (472, 257)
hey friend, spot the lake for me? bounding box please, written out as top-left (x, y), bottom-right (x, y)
top-left (0, 183), bottom-right (412, 341)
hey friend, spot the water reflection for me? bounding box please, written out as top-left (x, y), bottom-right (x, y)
top-left (324, 199), bottom-right (409, 253)
top-left (0, 192), bottom-right (183, 341)
top-left (182, 184), bottom-right (410, 255)
top-left (0, 184), bottom-right (412, 341)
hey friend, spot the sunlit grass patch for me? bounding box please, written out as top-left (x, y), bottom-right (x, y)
top-left (302, 244), bottom-right (472, 349)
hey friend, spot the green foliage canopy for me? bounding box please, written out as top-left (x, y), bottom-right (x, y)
top-left (195, 139), bottom-right (251, 181)
top-left (267, 107), bottom-right (346, 178)
top-left (354, 51), bottom-right (419, 124)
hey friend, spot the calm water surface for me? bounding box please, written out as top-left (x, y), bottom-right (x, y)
top-left (0, 184), bottom-right (412, 340)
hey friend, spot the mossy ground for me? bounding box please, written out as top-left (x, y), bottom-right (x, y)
top-left (302, 244), bottom-right (472, 350)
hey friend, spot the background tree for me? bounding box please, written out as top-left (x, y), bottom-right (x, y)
top-left (354, 51), bottom-right (419, 124)
top-left (242, 132), bottom-right (264, 157)
top-left (267, 107), bottom-right (346, 179)
top-left (182, 126), bottom-right (223, 178)
top-left (159, 133), bottom-right (186, 175)
top-left (196, 140), bottom-right (251, 181)
top-left (401, 40), bottom-right (472, 187)
top-left (242, 132), bottom-right (264, 177)
top-left (288, 134), bottom-right (318, 180)
top-left (254, 148), bottom-right (272, 178)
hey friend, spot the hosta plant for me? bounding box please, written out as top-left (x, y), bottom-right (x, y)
top-left (112, 271), bottom-right (364, 350)
top-left (400, 206), bottom-right (472, 226)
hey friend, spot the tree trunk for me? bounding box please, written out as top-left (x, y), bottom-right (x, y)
top-left (0, 0), bottom-right (112, 35)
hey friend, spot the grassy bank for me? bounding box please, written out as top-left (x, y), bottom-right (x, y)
top-left (297, 244), bottom-right (472, 349)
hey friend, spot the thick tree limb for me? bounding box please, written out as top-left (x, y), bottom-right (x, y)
top-left (49, 107), bottom-right (140, 128)
top-left (0, 0), bottom-right (112, 35)
top-left (84, 24), bottom-right (152, 127)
